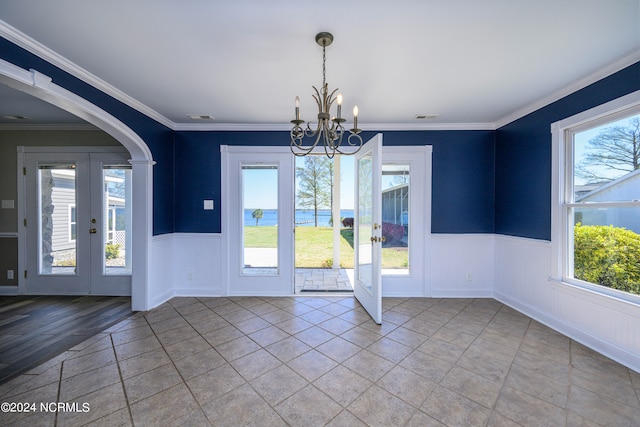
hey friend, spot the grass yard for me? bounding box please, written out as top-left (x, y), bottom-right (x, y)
top-left (244, 226), bottom-right (408, 269)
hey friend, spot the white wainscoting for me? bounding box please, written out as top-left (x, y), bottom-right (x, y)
top-left (148, 232), bottom-right (640, 371)
top-left (494, 234), bottom-right (640, 372)
top-left (428, 234), bottom-right (495, 297)
top-left (150, 233), bottom-right (223, 308)
top-left (149, 234), bottom-right (175, 308)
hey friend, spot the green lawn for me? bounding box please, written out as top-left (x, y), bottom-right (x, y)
top-left (244, 226), bottom-right (408, 269)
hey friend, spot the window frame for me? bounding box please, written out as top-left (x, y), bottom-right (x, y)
top-left (551, 90), bottom-right (640, 304)
top-left (68, 204), bottom-right (77, 242)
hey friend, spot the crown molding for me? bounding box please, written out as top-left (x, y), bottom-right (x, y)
top-left (3, 19), bottom-right (635, 134)
top-left (0, 123), bottom-right (99, 131)
top-left (494, 48), bottom-right (640, 129)
top-left (0, 19), bottom-right (174, 129)
top-left (172, 122), bottom-right (496, 132)
top-left (0, 20), bottom-right (496, 133)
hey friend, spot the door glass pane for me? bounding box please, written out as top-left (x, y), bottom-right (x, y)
top-left (242, 164), bottom-right (278, 275)
top-left (357, 154), bottom-right (373, 289)
top-left (39, 164), bottom-right (76, 275)
top-left (381, 164), bottom-right (410, 274)
top-left (103, 166), bottom-right (132, 275)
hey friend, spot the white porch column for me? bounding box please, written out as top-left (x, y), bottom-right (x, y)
top-left (332, 155), bottom-right (341, 269)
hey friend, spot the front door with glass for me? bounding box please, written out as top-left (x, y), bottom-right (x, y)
top-left (22, 149), bottom-right (132, 295)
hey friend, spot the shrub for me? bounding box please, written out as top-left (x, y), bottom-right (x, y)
top-left (382, 222), bottom-right (405, 244)
top-left (574, 223), bottom-right (640, 295)
top-left (342, 217), bottom-right (354, 228)
top-left (105, 243), bottom-right (121, 260)
top-left (321, 258), bottom-right (333, 268)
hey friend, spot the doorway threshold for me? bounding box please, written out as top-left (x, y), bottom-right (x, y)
top-left (295, 268), bottom-right (354, 294)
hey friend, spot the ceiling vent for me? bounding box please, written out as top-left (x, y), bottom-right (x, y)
top-left (415, 114), bottom-right (439, 120)
top-left (187, 114), bottom-right (215, 120)
top-left (1, 115), bottom-right (29, 120)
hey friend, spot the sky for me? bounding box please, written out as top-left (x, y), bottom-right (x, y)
top-left (243, 154), bottom-right (409, 211)
top-left (573, 113), bottom-right (639, 186)
top-left (242, 156), bottom-right (355, 210)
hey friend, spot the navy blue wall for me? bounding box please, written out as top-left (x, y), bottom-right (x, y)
top-left (173, 130), bottom-right (495, 234)
top-left (4, 35), bottom-right (636, 240)
top-left (0, 37), bottom-right (175, 235)
top-left (495, 62), bottom-right (640, 240)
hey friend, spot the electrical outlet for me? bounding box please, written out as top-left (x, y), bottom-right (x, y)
top-left (7, 270), bottom-right (14, 280)
top-left (466, 272), bottom-right (472, 281)
top-left (187, 271), bottom-right (193, 281)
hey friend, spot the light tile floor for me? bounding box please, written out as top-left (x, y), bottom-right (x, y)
top-left (1, 296), bottom-right (639, 426)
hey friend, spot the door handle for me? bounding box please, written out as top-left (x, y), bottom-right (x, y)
top-left (89, 228), bottom-right (97, 234)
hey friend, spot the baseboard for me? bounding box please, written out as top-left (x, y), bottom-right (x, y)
top-left (0, 286), bottom-right (18, 295)
top-left (494, 291), bottom-right (640, 373)
top-left (431, 289), bottom-right (494, 298)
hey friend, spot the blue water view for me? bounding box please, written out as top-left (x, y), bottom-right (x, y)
top-left (244, 209), bottom-right (354, 227)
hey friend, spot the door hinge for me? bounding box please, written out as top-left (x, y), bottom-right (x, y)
top-left (23, 167), bottom-right (26, 175)
top-left (24, 270), bottom-right (27, 279)
top-left (24, 218), bottom-right (27, 227)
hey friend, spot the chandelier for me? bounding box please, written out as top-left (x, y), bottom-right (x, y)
top-left (290, 32), bottom-right (363, 158)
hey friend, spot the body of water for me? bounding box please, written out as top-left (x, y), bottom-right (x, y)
top-left (244, 209), bottom-right (354, 227)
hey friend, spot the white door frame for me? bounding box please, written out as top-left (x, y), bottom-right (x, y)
top-left (1, 59), bottom-right (154, 310)
top-left (20, 147), bottom-right (132, 295)
top-left (381, 146), bottom-right (432, 297)
top-left (221, 145), bottom-right (295, 296)
top-left (221, 143), bottom-right (433, 299)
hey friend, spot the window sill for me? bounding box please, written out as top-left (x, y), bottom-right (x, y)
top-left (548, 276), bottom-right (640, 308)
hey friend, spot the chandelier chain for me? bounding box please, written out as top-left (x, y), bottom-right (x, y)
top-left (322, 43), bottom-right (326, 89)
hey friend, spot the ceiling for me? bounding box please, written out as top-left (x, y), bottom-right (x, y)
top-left (0, 0), bottom-right (639, 130)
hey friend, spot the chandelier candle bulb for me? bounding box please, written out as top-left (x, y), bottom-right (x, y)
top-left (353, 105), bottom-right (358, 128)
top-left (337, 93), bottom-right (342, 119)
top-left (295, 96), bottom-right (300, 120)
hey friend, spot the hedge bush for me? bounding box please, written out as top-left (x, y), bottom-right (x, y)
top-left (382, 222), bottom-right (405, 244)
top-left (574, 223), bottom-right (640, 295)
top-left (105, 243), bottom-right (121, 260)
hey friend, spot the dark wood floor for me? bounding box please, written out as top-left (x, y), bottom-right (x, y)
top-left (0, 295), bottom-right (132, 384)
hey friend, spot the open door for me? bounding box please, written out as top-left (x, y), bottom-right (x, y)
top-left (354, 134), bottom-right (383, 323)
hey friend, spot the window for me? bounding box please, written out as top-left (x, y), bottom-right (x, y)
top-left (554, 96), bottom-right (640, 301)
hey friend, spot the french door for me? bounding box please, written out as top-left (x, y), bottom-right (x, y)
top-left (354, 134), bottom-right (383, 324)
top-left (22, 148), bottom-right (132, 295)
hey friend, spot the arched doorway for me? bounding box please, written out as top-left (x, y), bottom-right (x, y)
top-left (0, 59), bottom-right (154, 311)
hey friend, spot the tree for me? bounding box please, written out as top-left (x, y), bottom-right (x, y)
top-left (296, 156), bottom-right (332, 227)
top-left (251, 208), bottom-right (263, 226)
top-left (577, 117), bottom-right (640, 183)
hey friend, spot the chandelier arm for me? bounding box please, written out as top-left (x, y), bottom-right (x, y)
top-left (312, 86), bottom-right (322, 110)
top-left (291, 127), bottom-right (321, 156)
top-left (326, 87), bottom-right (339, 112)
top-left (335, 132), bottom-right (364, 155)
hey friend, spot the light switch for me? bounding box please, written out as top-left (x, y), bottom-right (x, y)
top-left (1, 200), bottom-right (14, 209)
top-left (203, 199), bottom-right (214, 210)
